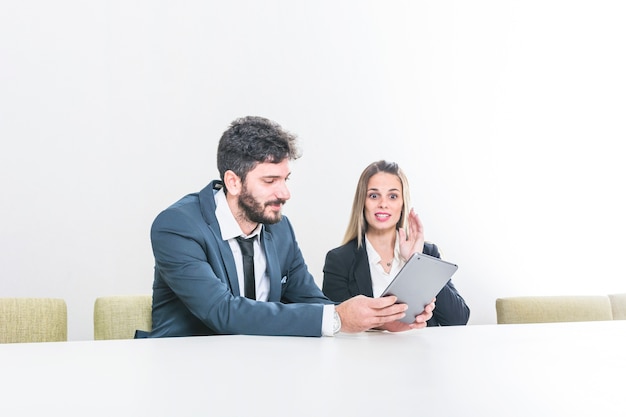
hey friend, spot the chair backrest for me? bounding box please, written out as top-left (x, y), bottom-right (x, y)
top-left (608, 293), bottom-right (626, 320)
top-left (93, 295), bottom-right (152, 340)
top-left (0, 298), bottom-right (67, 343)
top-left (495, 295), bottom-right (613, 324)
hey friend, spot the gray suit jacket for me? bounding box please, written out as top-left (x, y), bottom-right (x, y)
top-left (139, 180), bottom-right (333, 338)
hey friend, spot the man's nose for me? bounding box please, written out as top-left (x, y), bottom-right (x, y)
top-left (276, 182), bottom-right (290, 200)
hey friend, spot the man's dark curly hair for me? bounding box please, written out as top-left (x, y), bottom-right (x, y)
top-left (217, 116), bottom-right (302, 186)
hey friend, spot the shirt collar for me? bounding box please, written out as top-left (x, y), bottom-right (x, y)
top-left (214, 188), bottom-right (262, 240)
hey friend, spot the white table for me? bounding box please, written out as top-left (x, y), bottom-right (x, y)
top-left (1, 320), bottom-right (625, 416)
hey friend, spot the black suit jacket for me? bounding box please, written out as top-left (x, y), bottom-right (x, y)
top-left (322, 239), bottom-right (470, 326)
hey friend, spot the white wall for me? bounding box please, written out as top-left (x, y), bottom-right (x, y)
top-left (2, 0), bottom-right (625, 341)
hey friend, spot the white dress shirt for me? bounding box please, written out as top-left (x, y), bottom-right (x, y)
top-left (214, 189), bottom-right (336, 336)
top-left (365, 232), bottom-right (404, 297)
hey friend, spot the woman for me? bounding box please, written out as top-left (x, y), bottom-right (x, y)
top-left (322, 160), bottom-right (470, 328)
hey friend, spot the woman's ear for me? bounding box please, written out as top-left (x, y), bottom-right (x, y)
top-left (223, 170), bottom-right (242, 196)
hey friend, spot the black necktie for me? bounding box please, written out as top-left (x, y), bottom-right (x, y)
top-left (235, 236), bottom-right (256, 300)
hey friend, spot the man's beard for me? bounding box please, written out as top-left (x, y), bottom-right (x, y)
top-left (238, 187), bottom-right (286, 225)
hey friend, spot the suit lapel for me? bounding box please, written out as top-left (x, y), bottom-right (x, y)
top-left (199, 181), bottom-right (241, 296)
top-left (212, 229), bottom-right (241, 296)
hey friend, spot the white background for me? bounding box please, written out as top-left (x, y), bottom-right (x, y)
top-left (1, 0), bottom-right (625, 341)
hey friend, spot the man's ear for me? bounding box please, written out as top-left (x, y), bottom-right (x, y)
top-left (223, 170), bottom-right (242, 196)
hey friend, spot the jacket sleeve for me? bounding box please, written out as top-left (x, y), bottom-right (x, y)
top-left (322, 248), bottom-right (354, 303)
top-left (424, 243), bottom-right (470, 326)
top-left (430, 280), bottom-right (470, 326)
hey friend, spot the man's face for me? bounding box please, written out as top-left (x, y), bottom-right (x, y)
top-left (238, 159), bottom-right (291, 225)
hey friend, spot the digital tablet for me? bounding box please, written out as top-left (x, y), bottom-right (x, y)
top-left (380, 252), bottom-right (458, 324)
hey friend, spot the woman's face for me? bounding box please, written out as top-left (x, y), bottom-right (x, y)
top-left (364, 172), bottom-right (403, 233)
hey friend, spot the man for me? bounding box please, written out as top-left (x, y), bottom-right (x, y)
top-left (139, 116), bottom-right (434, 338)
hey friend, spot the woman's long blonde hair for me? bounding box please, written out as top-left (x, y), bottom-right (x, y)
top-left (342, 160), bottom-right (411, 247)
